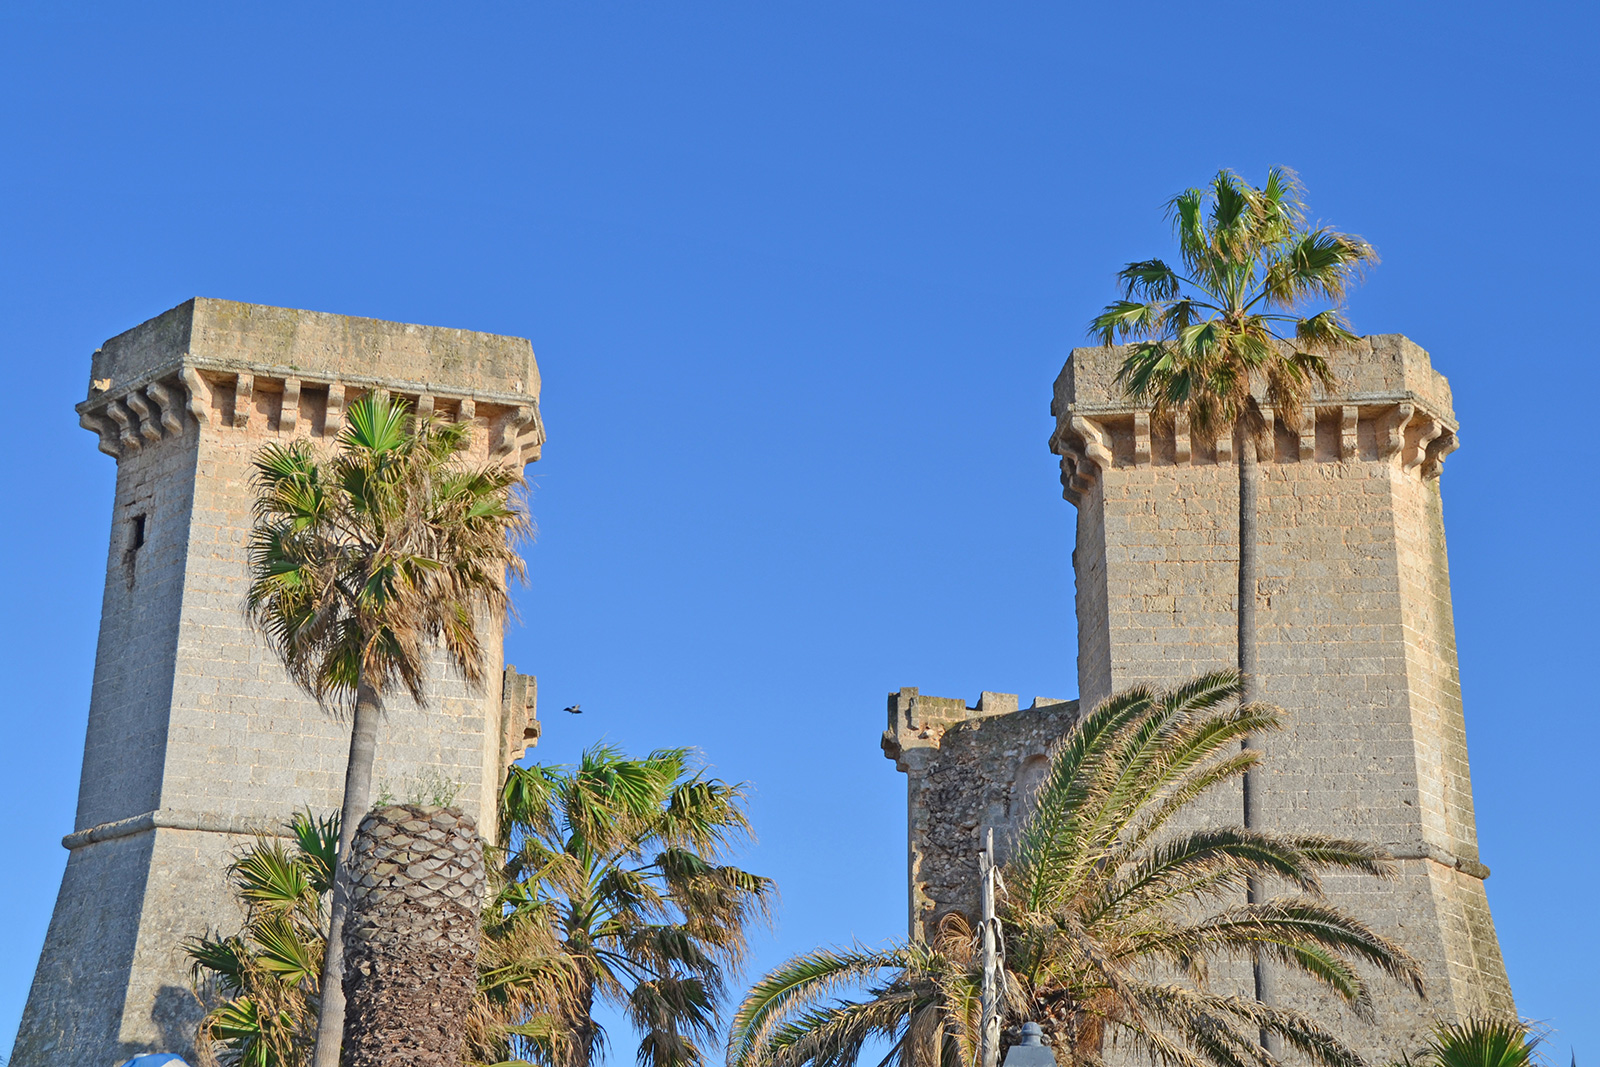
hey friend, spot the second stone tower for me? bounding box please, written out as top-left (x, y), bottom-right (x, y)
top-left (1050, 335), bottom-right (1511, 1055)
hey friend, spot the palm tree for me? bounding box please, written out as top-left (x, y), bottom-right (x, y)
top-left (188, 813), bottom-right (339, 1067)
top-left (1402, 1018), bottom-right (1543, 1067)
top-left (490, 745), bottom-right (775, 1067)
top-left (1089, 168), bottom-right (1378, 1021)
top-left (246, 393), bottom-right (530, 1067)
top-left (728, 672), bottom-right (1423, 1067)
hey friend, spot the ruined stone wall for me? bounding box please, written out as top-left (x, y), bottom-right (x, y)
top-left (883, 690), bottom-right (1076, 938)
top-left (14, 300), bottom-right (545, 1067)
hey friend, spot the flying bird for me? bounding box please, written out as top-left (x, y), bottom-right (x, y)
top-left (564, 704), bottom-right (582, 714)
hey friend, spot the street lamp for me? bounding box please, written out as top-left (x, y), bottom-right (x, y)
top-left (1000, 1023), bottom-right (1056, 1067)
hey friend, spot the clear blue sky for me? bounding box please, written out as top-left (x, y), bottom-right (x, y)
top-left (2, 2), bottom-right (1595, 1060)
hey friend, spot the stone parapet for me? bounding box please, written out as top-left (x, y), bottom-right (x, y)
top-left (1049, 336), bottom-right (1459, 505)
top-left (1054, 334), bottom-right (1456, 420)
top-left (78, 297), bottom-right (545, 466)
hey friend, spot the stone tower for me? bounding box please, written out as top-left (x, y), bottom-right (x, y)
top-left (13, 299), bottom-right (546, 1067)
top-left (885, 336), bottom-right (1513, 1060)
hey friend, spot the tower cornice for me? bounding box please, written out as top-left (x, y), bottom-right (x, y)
top-left (1048, 335), bottom-right (1460, 505)
top-left (74, 298), bottom-right (546, 466)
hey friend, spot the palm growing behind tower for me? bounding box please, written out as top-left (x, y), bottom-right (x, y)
top-left (1090, 168), bottom-right (1378, 1023)
top-left (1090, 166), bottom-right (1376, 712)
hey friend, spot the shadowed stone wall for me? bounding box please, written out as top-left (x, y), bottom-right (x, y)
top-left (14, 299), bottom-right (545, 1067)
top-left (883, 692), bottom-right (1077, 937)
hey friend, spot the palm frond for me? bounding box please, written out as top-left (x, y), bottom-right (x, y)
top-left (1421, 1017), bottom-right (1540, 1067)
top-left (254, 912), bottom-right (323, 987)
top-left (289, 811), bottom-right (339, 894)
top-left (739, 672), bottom-right (1426, 1067)
top-left (727, 947), bottom-right (915, 1067)
top-left (1098, 168), bottom-right (1374, 436)
top-left (232, 841), bottom-right (313, 912)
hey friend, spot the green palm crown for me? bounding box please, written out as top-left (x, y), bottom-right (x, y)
top-left (246, 391), bottom-right (530, 710)
top-left (483, 745), bottom-right (776, 1067)
top-left (1090, 167), bottom-right (1377, 436)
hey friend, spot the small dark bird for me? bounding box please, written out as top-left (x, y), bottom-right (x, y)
top-left (564, 704), bottom-right (582, 714)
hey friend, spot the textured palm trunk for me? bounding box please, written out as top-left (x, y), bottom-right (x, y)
top-left (1238, 429), bottom-right (1261, 808)
top-left (340, 804), bottom-right (486, 1067)
top-left (569, 971), bottom-right (598, 1067)
top-left (312, 678), bottom-right (383, 1067)
top-left (1237, 429), bottom-right (1279, 1053)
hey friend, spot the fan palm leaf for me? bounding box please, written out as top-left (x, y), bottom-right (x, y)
top-left (482, 745), bottom-right (774, 1067)
top-left (1403, 1017), bottom-right (1542, 1067)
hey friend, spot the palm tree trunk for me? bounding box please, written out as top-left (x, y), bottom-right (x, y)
top-left (1238, 427), bottom-right (1261, 793)
top-left (312, 678), bottom-right (383, 1067)
top-left (571, 973), bottom-right (597, 1067)
top-left (339, 804), bottom-right (486, 1067)
top-left (1237, 429), bottom-right (1279, 1053)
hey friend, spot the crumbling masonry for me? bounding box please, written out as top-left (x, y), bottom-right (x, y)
top-left (882, 336), bottom-right (1514, 1061)
top-left (12, 299), bottom-right (544, 1067)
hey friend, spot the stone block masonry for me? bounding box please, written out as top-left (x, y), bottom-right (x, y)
top-left (888, 335), bottom-right (1513, 1064)
top-left (13, 299), bottom-right (546, 1067)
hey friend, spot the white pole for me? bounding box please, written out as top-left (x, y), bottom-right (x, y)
top-left (979, 828), bottom-right (1000, 1067)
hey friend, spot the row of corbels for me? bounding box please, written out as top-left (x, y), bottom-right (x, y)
top-left (79, 373), bottom-right (200, 457)
top-left (1052, 401), bottom-right (1460, 504)
top-left (79, 368), bottom-right (545, 466)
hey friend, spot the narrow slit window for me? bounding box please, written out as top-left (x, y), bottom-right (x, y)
top-left (131, 514), bottom-right (146, 550)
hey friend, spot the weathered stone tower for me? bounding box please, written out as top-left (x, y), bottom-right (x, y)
top-left (885, 336), bottom-right (1513, 1060)
top-left (13, 299), bottom-right (545, 1067)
